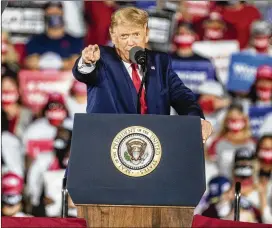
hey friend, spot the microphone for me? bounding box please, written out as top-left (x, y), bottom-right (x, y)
top-left (129, 46), bottom-right (148, 115)
top-left (129, 46), bottom-right (146, 66)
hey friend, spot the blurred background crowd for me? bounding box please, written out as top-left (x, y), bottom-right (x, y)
top-left (1, 0), bottom-right (272, 224)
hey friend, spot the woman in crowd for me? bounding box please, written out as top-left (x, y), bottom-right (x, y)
top-left (207, 103), bottom-right (256, 178)
top-left (248, 65), bottom-right (272, 107)
top-left (171, 21), bottom-right (211, 61)
top-left (1, 67), bottom-right (33, 139)
top-left (198, 10), bottom-right (236, 41)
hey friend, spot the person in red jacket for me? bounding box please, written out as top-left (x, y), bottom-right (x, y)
top-left (199, 10), bottom-right (237, 41)
top-left (219, 1), bottom-right (261, 49)
top-left (84, 1), bottom-right (117, 46)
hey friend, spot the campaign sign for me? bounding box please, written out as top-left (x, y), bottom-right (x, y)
top-left (227, 53), bottom-right (272, 92)
top-left (249, 106), bottom-right (272, 138)
top-left (27, 139), bottom-right (54, 158)
top-left (2, 1), bottom-right (46, 44)
top-left (19, 70), bottom-right (73, 113)
top-left (193, 40), bottom-right (239, 85)
top-left (172, 60), bottom-right (216, 94)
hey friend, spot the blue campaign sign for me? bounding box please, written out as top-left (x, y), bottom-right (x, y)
top-left (249, 106), bottom-right (272, 138)
top-left (172, 60), bottom-right (216, 94)
top-left (227, 52), bottom-right (272, 92)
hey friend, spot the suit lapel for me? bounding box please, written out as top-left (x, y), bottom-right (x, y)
top-left (104, 48), bottom-right (137, 113)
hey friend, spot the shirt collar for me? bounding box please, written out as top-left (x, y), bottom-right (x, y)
top-left (122, 61), bottom-right (141, 71)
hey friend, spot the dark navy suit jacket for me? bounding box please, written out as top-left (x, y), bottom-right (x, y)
top-left (72, 46), bottom-right (204, 118)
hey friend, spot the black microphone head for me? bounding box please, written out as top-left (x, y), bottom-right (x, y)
top-left (235, 182), bottom-right (241, 194)
top-left (129, 46), bottom-right (145, 64)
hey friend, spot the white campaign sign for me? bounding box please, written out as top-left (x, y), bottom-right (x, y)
top-left (193, 40), bottom-right (239, 85)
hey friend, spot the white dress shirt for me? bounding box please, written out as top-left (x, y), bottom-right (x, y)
top-left (77, 57), bottom-right (143, 80)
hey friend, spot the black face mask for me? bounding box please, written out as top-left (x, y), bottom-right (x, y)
top-left (45, 15), bottom-right (64, 28)
top-left (259, 169), bottom-right (272, 179)
top-left (233, 164), bottom-right (254, 179)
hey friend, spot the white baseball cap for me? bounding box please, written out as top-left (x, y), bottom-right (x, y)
top-left (198, 81), bottom-right (225, 97)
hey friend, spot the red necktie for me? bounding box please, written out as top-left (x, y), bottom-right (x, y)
top-left (131, 64), bottom-right (147, 114)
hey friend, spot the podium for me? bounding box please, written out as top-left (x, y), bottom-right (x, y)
top-left (67, 114), bottom-right (206, 227)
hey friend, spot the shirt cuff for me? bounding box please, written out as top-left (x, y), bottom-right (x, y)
top-left (77, 57), bottom-right (96, 74)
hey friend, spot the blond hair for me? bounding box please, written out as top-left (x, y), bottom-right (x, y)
top-left (219, 109), bottom-right (252, 139)
top-left (109, 7), bottom-right (148, 34)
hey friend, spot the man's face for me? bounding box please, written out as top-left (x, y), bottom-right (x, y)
top-left (111, 24), bottom-right (149, 62)
top-left (45, 6), bottom-right (64, 31)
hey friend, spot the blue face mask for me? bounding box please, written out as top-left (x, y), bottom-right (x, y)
top-left (45, 15), bottom-right (64, 28)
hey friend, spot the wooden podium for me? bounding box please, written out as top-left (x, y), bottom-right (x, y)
top-left (67, 114), bottom-right (206, 228)
top-left (76, 205), bottom-right (194, 227)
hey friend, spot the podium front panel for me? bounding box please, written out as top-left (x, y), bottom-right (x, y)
top-left (67, 114), bottom-right (205, 206)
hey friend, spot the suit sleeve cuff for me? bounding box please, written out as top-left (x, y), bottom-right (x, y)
top-left (77, 57), bottom-right (96, 74)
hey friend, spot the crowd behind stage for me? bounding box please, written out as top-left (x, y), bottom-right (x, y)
top-left (1, 0), bottom-right (272, 223)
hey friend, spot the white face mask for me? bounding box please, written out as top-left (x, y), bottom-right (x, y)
top-left (216, 201), bottom-right (232, 218)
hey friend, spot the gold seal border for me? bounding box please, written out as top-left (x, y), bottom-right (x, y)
top-left (111, 126), bottom-right (162, 177)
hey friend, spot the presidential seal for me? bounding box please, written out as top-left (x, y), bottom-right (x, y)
top-left (111, 126), bottom-right (162, 177)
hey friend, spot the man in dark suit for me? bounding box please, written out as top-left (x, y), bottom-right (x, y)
top-left (72, 7), bottom-right (213, 143)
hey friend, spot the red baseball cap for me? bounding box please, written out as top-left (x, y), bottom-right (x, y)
top-left (47, 92), bottom-right (65, 105)
top-left (2, 172), bottom-right (24, 195)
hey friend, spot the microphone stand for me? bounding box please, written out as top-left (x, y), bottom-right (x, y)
top-left (234, 182), bottom-right (241, 221)
top-left (61, 175), bottom-right (68, 218)
top-left (137, 52), bottom-right (148, 114)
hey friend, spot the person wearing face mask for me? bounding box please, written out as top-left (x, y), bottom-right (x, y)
top-left (248, 65), bottom-right (272, 107)
top-left (24, 2), bottom-right (83, 70)
top-left (234, 147), bottom-right (257, 178)
top-left (245, 20), bottom-right (272, 56)
top-left (66, 80), bottom-right (87, 119)
top-left (42, 123), bottom-right (76, 217)
top-left (171, 21), bottom-right (211, 61)
top-left (233, 163), bottom-right (262, 210)
top-left (25, 119), bottom-right (72, 216)
top-left (22, 93), bottom-right (69, 169)
top-left (1, 68), bottom-right (33, 139)
top-left (1, 172), bottom-right (32, 217)
top-left (207, 104), bottom-right (256, 178)
top-left (50, 123), bottom-right (72, 171)
top-left (198, 81), bottom-right (230, 134)
top-left (257, 135), bottom-right (272, 180)
top-left (200, 10), bottom-right (236, 41)
top-left (73, 7), bottom-right (213, 144)
top-left (202, 176), bottom-right (234, 219)
top-left (218, 1), bottom-right (261, 50)
top-left (255, 135), bottom-right (272, 223)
